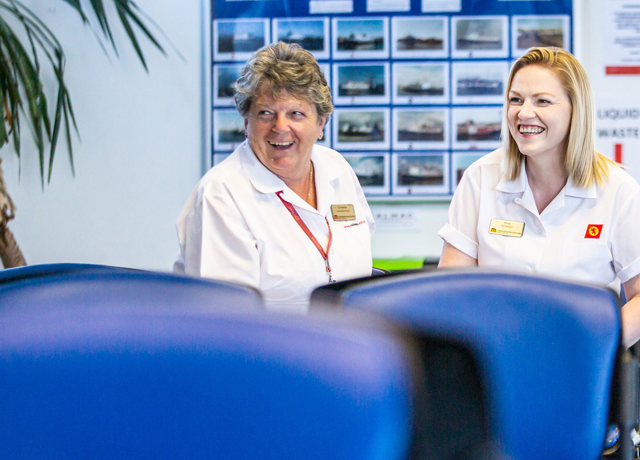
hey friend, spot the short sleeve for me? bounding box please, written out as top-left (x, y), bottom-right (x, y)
top-left (437, 165), bottom-right (482, 259)
top-left (611, 185), bottom-right (640, 283)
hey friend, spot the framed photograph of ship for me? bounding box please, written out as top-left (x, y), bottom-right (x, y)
top-left (333, 108), bottom-right (390, 150)
top-left (213, 63), bottom-right (243, 106)
top-left (512, 16), bottom-right (570, 56)
top-left (393, 62), bottom-right (449, 105)
top-left (451, 107), bottom-right (502, 150)
top-left (451, 60), bottom-right (509, 104)
top-left (333, 62), bottom-right (390, 105)
top-left (451, 16), bottom-right (508, 59)
top-left (213, 109), bottom-right (245, 151)
top-left (450, 151), bottom-right (488, 189)
top-left (393, 107), bottom-right (449, 150)
top-left (391, 16), bottom-right (448, 59)
top-left (213, 19), bottom-right (270, 61)
top-left (392, 152), bottom-right (449, 195)
top-left (342, 152), bottom-right (390, 195)
top-left (273, 17), bottom-right (330, 60)
top-left (332, 17), bottom-right (389, 60)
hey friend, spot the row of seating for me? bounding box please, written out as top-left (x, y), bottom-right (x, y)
top-left (0, 263), bottom-right (636, 459)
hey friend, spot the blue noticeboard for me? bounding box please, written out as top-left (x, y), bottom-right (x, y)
top-left (211, 0), bottom-right (572, 198)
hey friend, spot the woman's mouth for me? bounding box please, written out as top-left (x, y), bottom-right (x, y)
top-left (519, 125), bottom-right (544, 135)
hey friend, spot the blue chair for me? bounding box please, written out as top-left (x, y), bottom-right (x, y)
top-left (0, 268), bottom-right (263, 313)
top-left (0, 262), bottom-right (137, 283)
top-left (0, 269), bottom-right (422, 459)
top-left (311, 269), bottom-right (633, 460)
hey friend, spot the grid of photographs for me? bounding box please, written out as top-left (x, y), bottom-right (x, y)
top-left (212, 12), bottom-right (571, 197)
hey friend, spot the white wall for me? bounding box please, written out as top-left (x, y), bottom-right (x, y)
top-left (1, 0), bottom-right (205, 270)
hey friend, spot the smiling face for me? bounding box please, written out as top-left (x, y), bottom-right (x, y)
top-left (244, 87), bottom-right (327, 183)
top-left (507, 64), bottom-right (572, 164)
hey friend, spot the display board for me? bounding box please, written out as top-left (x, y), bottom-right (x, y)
top-left (211, 0), bottom-right (572, 198)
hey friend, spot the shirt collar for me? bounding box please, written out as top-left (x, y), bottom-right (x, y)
top-left (495, 157), bottom-right (597, 199)
top-left (239, 141), bottom-right (338, 213)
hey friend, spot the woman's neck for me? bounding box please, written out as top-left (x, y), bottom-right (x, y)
top-left (283, 161), bottom-right (316, 208)
top-left (525, 157), bottom-right (568, 214)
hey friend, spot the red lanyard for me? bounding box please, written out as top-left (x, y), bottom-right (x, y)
top-left (276, 191), bottom-right (334, 283)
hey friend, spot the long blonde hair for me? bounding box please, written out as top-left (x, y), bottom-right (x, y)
top-left (502, 47), bottom-right (614, 187)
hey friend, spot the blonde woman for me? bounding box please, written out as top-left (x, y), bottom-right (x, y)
top-left (438, 47), bottom-right (640, 348)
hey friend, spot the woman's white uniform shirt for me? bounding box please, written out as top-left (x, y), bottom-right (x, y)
top-left (439, 149), bottom-right (640, 292)
top-left (174, 141), bottom-right (375, 312)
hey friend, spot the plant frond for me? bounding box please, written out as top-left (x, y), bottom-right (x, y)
top-left (0, 0), bottom-right (168, 185)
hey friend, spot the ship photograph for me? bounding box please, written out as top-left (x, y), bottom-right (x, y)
top-left (393, 17), bottom-right (445, 51)
top-left (452, 17), bottom-right (508, 58)
top-left (275, 18), bottom-right (327, 56)
top-left (334, 18), bottom-right (387, 53)
top-left (395, 110), bottom-right (446, 143)
top-left (336, 64), bottom-right (387, 98)
top-left (215, 19), bottom-right (267, 55)
top-left (515, 17), bottom-right (567, 51)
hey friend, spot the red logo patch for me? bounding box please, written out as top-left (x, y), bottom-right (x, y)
top-left (584, 224), bottom-right (603, 239)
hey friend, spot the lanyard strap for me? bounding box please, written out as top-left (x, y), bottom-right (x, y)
top-left (276, 191), bottom-right (334, 283)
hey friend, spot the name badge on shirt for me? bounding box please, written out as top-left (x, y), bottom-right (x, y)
top-left (331, 204), bottom-right (356, 221)
top-left (489, 218), bottom-right (524, 237)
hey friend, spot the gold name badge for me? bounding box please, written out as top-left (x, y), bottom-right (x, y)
top-left (331, 204), bottom-right (356, 221)
top-left (489, 218), bottom-right (524, 237)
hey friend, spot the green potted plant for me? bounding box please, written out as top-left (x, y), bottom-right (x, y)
top-left (0, 0), bottom-right (165, 268)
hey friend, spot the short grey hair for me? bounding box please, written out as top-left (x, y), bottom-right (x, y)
top-left (233, 41), bottom-right (333, 120)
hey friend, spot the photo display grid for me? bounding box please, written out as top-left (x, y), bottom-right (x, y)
top-left (212, 0), bottom-right (572, 197)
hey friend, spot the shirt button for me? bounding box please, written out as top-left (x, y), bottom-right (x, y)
top-left (514, 198), bottom-right (522, 204)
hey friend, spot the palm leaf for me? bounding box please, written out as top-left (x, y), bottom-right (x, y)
top-left (0, 0), bottom-right (166, 185)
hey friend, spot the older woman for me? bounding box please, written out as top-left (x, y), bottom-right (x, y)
top-left (174, 42), bottom-right (374, 312)
top-left (438, 47), bottom-right (640, 348)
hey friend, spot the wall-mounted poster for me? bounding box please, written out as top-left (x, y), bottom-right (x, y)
top-left (393, 62), bottom-right (449, 105)
top-left (393, 107), bottom-right (449, 150)
top-left (391, 16), bottom-right (448, 59)
top-left (333, 108), bottom-right (390, 151)
top-left (333, 62), bottom-right (390, 104)
top-left (213, 109), bottom-right (245, 152)
top-left (273, 17), bottom-right (330, 60)
top-left (452, 107), bottom-right (502, 150)
top-left (213, 63), bottom-right (243, 106)
top-left (392, 152), bottom-right (449, 195)
top-left (343, 152), bottom-right (390, 195)
top-left (213, 18), bottom-right (270, 62)
top-left (451, 16), bottom-right (509, 59)
top-left (211, 0), bottom-right (573, 198)
top-left (451, 60), bottom-right (509, 104)
top-left (332, 17), bottom-right (389, 59)
top-left (512, 15), bottom-right (570, 56)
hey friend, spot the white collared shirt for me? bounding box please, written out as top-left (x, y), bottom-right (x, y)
top-left (174, 141), bottom-right (375, 312)
top-left (439, 149), bottom-right (640, 291)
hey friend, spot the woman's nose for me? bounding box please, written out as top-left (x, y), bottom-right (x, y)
top-left (272, 113), bottom-right (289, 132)
top-left (518, 100), bottom-right (535, 119)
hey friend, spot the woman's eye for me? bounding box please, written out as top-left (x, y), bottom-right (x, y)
top-left (508, 97), bottom-right (522, 104)
top-left (291, 111), bottom-right (305, 120)
top-left (256, 111), bottom-right (274, 120)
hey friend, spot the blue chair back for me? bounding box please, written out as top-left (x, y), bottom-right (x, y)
top-left (0, 270), bottom-right (420, 459)
top-left (0, 262), bottom-right (136, 283)
top-left (312, 270), bottom-right (622, 460)
top-left (0, 268), bottom-right (263, 312)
